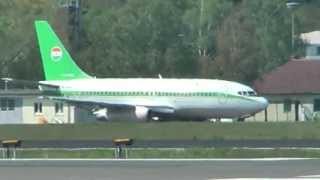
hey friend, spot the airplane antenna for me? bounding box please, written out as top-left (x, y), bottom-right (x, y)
top-left (158, 74), bottom-right (162, 79)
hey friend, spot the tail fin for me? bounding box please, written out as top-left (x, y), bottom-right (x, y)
top-left (35, 20), bottom-right (91, 80)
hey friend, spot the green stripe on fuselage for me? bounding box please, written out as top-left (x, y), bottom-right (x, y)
top-left (41, 90), bottom-right (255, 102)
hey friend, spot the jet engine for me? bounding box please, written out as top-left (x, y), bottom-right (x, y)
top-left (92, 108), bottom-right (108, 121)
top-left (135, 106), bottom-right (150, 121)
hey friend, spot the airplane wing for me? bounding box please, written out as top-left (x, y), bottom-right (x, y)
top-left (47, 96), bottom-right (175, 114)
top-left (1, 78), bottom-right (175, 115)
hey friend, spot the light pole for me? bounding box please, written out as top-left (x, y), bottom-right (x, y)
top-left (286, 1), bottom-right (300, 51)
top-left (198, 0), bottom-right (204, 56)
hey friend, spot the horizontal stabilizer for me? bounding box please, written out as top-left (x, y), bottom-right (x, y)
top-left (1, 78), bottom-right (39, 85)
top-left (1, 78), bottom-right (60, 90)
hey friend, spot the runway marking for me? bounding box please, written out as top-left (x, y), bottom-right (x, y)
top-left (297, 174), bottom-right (320, 178)
top-left (212, 179), bottom-right (297, 180)
top-left (212, 174), bottom-right (320, 180)
top-left (0, 158), bottom-right (315, 161)
top-left (212, 178), bottom-right (320, 180)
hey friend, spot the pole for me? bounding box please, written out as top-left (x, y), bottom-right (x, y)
top-left (291, 12), bottom-right (295, 51)
top-left (198, 0), bottom-right (204, 56)
top-left (286, 1), bottom-right (300, 52)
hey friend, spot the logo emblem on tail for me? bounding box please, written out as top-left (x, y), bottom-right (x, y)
top-left (50, 46), bottom-right (62, 62)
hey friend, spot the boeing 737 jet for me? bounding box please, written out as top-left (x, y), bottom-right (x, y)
top-left (25, 20), bottom-right (268, 121)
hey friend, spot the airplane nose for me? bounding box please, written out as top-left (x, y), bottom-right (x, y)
top-left (258, 97), bottom-right (269, 110)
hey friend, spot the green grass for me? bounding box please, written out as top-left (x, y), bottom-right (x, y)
top-left (10, 148), bottom-right (320, 159)
top-left (16, 149), bottom-right (115, 159)
top-left (0, 121), bottom-right (320, 140)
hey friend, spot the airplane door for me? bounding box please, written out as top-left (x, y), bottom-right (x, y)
top-left (218, 84), bottom-right (229, 104)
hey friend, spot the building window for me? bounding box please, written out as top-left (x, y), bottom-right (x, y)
top-left (317, 47), bottom-right (320, 55)
top-left (1, 98), bottom-right (6, 111)
top-left (0, 98), bottom-right (15, 111)
top-left (283, 99), bottom-right (292, 112)
top-left (55, 102), bottom-right (63, 114)
top-left (314, 99), bottom-right (320, 111)
top-left (8, 99), bottom-right (15, 111)
top-left (34, 102), bottom-right (42, 113)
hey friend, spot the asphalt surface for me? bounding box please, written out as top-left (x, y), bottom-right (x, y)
top-left (18, 139), bottom-right (320, 148)
top-left (0, 159), bottom-right (320, 179)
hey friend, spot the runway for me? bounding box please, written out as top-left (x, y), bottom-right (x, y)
top-left (1, 158), bottom-right (320, 179)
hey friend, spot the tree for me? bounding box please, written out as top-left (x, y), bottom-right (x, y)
top-left (0, 0), bottom-right (58, 80)
top-left (210, 0), bottom-right (292, 83)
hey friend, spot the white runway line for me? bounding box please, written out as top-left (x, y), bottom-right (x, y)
top-left (212, 179), bottom-right (295, 180)
top-left (213, 178), bottom-right (320, 180)
top-left (297, 174), bottom-right (320, 178)
top-left (212, 174), bottom-right (320, 180)
top-left (0, 158), bottom-right (316, 161)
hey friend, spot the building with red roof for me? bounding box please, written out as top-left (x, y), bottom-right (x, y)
top-left (248, 31), bottom-right (320, 122)
top-left (250, 59), bottom-right (320, 122)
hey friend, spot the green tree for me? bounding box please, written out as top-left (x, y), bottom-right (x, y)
top-left (0, 0), bottom-right (58, 80)
top-left (210, 0), bottom-right (292, 83)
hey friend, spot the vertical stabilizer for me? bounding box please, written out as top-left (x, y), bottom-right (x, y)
top-left (35, 20), bottom-right (91, 80)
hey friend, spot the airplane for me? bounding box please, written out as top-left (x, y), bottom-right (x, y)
top-left (19, 20), bottom-right (269, 122)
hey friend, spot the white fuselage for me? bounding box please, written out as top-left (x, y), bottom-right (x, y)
top-left (40, 78), bottom-right (268, 120)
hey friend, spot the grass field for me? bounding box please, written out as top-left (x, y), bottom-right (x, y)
top-left (10, 148), bottom-right (320, 159)
top-left (0, 121), bottom-right (320, 140)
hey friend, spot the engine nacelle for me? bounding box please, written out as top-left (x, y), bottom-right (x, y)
top-left (92, 108), bottom-right (108, 121)
top-left (135, 106), bottom-right (150, 121)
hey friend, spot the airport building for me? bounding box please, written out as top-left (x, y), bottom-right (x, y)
top-left (0, 84), bottom-right (128, 124)
top-left (0, 89), bottom-right (76, 124)
top-left (249, 31), bottom-right (320, 122)
top-left (0, 87), bottom-right (140, 124)
top-left (0, 81), bottom-right (98, 124)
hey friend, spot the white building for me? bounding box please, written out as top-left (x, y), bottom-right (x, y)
top-left (0, 89), bottom-right (76, 124)
top-left (301, 31), bottom-right (320, 59)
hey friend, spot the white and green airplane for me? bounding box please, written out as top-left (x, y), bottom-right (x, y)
top-left (31, 20), bottom-right (267, 121)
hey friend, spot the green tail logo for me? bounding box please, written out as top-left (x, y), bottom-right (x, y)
top-left (35, 20), bottom-right (91, 80)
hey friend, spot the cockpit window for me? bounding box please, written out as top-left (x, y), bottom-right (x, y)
top-left (248, 91), bottom-right (257, 96)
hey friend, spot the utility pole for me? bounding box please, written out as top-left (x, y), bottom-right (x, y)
top-left (286, 0), bottom-right (300, 52)
top-left (59, 0), bottom-right (82, 49)
top-left (291, 13), bottom-right (295, 50)
top-left (198, 0), bottom-right (204, 56)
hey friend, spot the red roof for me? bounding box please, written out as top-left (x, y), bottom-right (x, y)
top-left (254, 59), bottom-right (320, 94)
